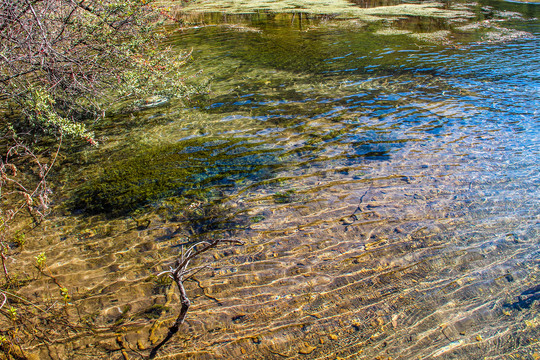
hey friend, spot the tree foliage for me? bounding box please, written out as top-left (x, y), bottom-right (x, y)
top-left (1, 0), bottom-right (196, 141)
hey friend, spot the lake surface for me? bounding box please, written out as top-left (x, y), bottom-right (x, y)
top-left (19, 0), bottom-right (539, 358)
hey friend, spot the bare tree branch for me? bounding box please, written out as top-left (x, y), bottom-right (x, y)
top-left (149, 238), bottom-right (244, 359)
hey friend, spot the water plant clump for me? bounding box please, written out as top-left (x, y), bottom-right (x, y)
top-left (176, 0), bottom-right (475, 20)
top-left (172, 0), bottom-right (533, 53)
top-left (69, 137), bottom-right (285, 216)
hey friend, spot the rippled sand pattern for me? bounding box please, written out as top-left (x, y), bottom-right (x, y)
top-left (167, 133), bottom-right (538, 359)
top-left (15, 119), bottom-right (538, 359)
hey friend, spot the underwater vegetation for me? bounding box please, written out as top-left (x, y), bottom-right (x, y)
top-left (69, 137), bottom-right (286, 216)
top-left (176, 0), bottom-right (474, 20)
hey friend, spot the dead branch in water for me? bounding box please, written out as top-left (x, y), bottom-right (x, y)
top-left (149, 238), bottom-right (244, 359)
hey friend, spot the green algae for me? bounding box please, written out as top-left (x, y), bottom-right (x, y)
top-left (409, 29), bottom-right (452, 43)
top-left (374, 28), bottom-right (412, 36)
top-left (169, 0), bottom-right (535, 48)
top-left (176, 0), bottom-right (475, 21)
top-left (173, 0), bottom-right (368, 16)
top-left (362, 3), bottom-right (474, 19)
top-left (182, 22), bottom-right (410, 75)
top-left (69, 137), bottom-right (285, 216)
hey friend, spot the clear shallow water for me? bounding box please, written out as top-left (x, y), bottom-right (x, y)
top-left (14, 2), bottom-right (540, 359)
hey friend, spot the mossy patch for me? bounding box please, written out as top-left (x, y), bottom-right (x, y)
top-left (69, 137), bottom-right (285, 216)
top-left (137, 304), bottom-right (169, 320)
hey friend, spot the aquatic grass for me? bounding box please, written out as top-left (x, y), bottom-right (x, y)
top-left (454, 21), bottom-right (533, 43)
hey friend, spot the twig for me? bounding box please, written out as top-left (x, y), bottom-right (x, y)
top-left (148, 238), bottom-right (243, 359)
top-left (0, 291), bottom-right (7, 310)
top-left (1, 289), bottom-right (50, 314)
